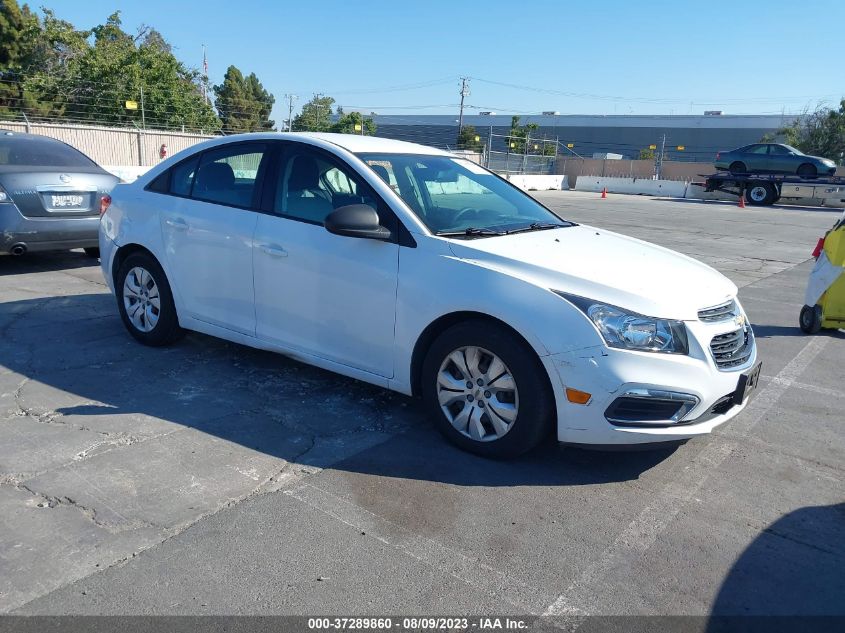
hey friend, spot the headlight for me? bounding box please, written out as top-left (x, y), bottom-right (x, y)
top-left (0, 184), bottom-right (11, 203)
top-left (823, 159), bottom-right (836, 167)
top-left (554, 292), bottom-right (689, 354)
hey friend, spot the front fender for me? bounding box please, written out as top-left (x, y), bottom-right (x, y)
top-left (392, 236), bottom-right (603, 394)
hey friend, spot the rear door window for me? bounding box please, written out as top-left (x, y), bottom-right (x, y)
top-left (169, 156), bottom-right (199, 196)
top-left (191, 144), bottom-right (268, 208)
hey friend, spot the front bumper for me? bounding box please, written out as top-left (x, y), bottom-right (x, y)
top-left (0, 204), bottom-right (99, 254)
top-left (544, 319), bottom-right (758, 446)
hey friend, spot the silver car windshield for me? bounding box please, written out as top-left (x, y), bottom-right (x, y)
top-left (357, 153), bottom-right (573, 237)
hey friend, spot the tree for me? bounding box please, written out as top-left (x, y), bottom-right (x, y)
top-left (456, 124), bottom-right (483, 151)
top-left (331, 110), bottom-right (376, 135)
top-left (0, 0), bottom-right (43, 117)
top-left (764, 102), bottom-right (845, 164)
top-left (505, 116), bottom-right (552, 154)
top-left (1, 4), bottom-right (220, 131)
top-left (213, 65), bottom-right (275, 132)
top-left (639, 148), bottom-right (655, 160)
top-left (292, 94), bottom-right (335, 132)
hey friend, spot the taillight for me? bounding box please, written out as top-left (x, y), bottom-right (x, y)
top-left (812, 237), bottom-right (825, 258)
top-left (715, 152), bottom-right (720, 161)
top-left (99, 194), bottom-right (111, 216)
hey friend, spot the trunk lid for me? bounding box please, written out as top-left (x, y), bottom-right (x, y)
top-left (0, 167), bottom-right (118, 218)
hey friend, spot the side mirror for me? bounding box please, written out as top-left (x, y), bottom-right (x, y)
top-left (324, 204), bottom-right (391, 241)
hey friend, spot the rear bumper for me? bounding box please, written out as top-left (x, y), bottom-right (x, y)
top-left (0, 204), bottom-right (99, 254)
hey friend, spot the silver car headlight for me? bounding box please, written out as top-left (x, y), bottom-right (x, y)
top-left (554, 292), bottom-right (689, 354)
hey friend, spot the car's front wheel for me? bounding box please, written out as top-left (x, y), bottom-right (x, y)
top-left (421, 320), bottom-right (554, 459)
top-left (116, 252), bottom-right (184, 346)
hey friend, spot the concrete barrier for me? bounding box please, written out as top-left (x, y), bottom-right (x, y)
top-left (505, 174), bottom-right (568, 191)
top-left (103, 165), bottom-right (153, 183)
top-left (574, 176), bottom-right (688, 198)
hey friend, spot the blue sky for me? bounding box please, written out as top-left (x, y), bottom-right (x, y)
top-left (48, 0), bottom-right (844, 123)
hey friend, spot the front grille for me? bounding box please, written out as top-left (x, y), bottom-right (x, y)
top-left (698, 299), bottom-right (738, 323)
top-left (710, 327), bottom-right (754, 369)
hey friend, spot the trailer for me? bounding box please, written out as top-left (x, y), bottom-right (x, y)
top-left (697, 172), bottom-right (845, 207)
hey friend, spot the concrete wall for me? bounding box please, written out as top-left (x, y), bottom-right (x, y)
top-left (554, 157), bottom-right (716, 187)
top-left (1, 120), bottom-right (215, 166)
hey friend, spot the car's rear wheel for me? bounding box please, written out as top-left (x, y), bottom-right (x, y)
top-left (797, 163), bottom-right (817, 178)
top-left (421, 320), bottom-right (554, 459)
top-left (745, 182), bottom-right (777, 206)
top-left (83, 247), bottom-right (100, 258)
top-left (799, 304), bottom-right (822, 334)
top-left (729, 161), bottom-right (747, 174)
top-left (116, 252), bottom-right (184, 346)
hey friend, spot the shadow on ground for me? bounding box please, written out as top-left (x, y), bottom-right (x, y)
top-left (1, 291), bottom-right (678, 489)
top-left (651, 196), bottom-right (845, 214)
top-left (0, 251), bottom-right (99, 276)
top-left (708, 502), bottom-right (845, 621)
top-left (752, 323), bottom-right (845, 340)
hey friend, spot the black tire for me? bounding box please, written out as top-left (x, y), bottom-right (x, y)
top-left (729, 161), bottom-right (747, 175)
top-left (797, 163), bottom-right (817, 178)
top-left (115, 251), bottom-right (184, 346)
top-left (83, 247), bottom-right (100, 258)
top-left (799, 304), bottom-right (822, 334)
top-left (745, 182), bottom-right (777, 206)
top-left (420, 320), bottom-right (554, 459)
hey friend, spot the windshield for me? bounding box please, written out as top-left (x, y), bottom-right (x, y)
top-left (0, 136), bottom-right (99, 168)
top-left (357, 153), bottom-right (573, 236)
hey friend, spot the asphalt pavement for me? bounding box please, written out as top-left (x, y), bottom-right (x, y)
top-left (1, 191), bottom-right (842, 618)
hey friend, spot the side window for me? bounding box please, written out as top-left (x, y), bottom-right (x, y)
top-left (769, 145), bottom-right (789, 155)
top-left (170, 156), bottom-right (199, 196)
top-left (747, 145), bottom-right (769, 155)
top-left (275, 149), bottom-right (378, 224)
top-left (192, 144), bottom-right (267, 208)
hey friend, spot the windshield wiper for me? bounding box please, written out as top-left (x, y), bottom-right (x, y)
top-left (506, 221), bottom-right (573, 235)
top-left (434, 227), bottom-right (506, 238)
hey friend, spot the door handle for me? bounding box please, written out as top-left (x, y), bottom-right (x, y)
top-left (165, 217), bottom-right (189, 231)
top-left (260, 244), bottom-right (288, 258)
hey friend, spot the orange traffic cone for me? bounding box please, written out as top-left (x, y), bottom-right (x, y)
top-left (601, 187), bottom-right (607, 199)
top-left (738, 193), bottom-right (746, 208)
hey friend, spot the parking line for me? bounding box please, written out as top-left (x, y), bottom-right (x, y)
top-left (542, 335), bottom-right (830, 619)
top-left (285, 482), bottom-right (555, 614)
top-left (763, 376), bottom-right (843, 400)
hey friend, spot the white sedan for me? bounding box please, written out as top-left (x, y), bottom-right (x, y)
top-left (99, 133), bottom-right (760, 458)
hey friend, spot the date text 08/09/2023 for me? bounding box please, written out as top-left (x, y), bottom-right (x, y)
top-left (307, 617), bottom-right (530, 630)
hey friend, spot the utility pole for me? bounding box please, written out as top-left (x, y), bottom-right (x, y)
top-left (140, 85), bottom-right (146, 129)
top-left (313, 93), bottom-right (323, 131)
top-left (486, 125), bottom-right (493, 168)
top-left (285, 94), bottom-right (298, 132)
top-left (656, 133), bottom-right (666, 179)
top-left (457, 77), bottom-right (470, 136)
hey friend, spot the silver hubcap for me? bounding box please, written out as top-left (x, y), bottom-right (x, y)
top-left (123, 266), bottom-right (161, 332)
top-left (436, 346), bottom-right (519, 442)
top-left (750, 186), bottom-right (767, 202)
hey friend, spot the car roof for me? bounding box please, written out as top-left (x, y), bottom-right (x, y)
top-left (199, 131), bottom-right (452, 156)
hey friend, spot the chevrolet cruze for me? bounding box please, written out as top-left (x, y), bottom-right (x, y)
top-left (99, 133), bottom-right (760, 458)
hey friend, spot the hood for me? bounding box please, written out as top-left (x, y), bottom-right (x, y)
top-left (447, 225), bottom-right (737, 321)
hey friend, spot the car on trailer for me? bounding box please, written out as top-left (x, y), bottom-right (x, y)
top-left (714, 143), bottom-right (836, 178)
